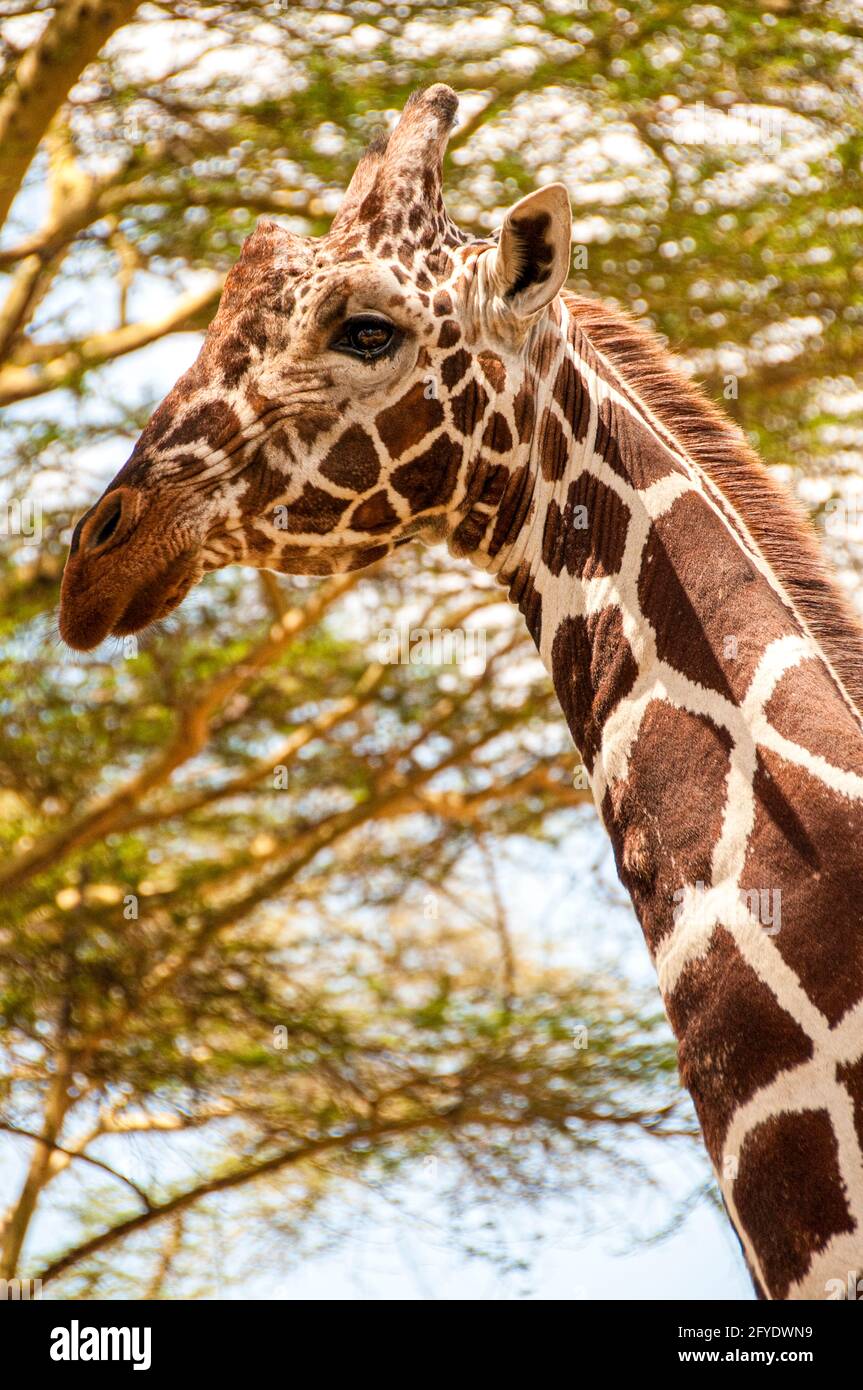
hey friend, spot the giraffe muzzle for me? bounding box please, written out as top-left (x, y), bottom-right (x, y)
top-left (59, 487), bottom-right (202, 650)
top-left (59, 545), bottom-right (201, 651)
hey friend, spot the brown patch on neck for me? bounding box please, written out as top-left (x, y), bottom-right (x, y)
top-left (565, 292), bottom-right (863, 719)
top-left (733, 1108), bottom-right (855, 1298)
top-left (551, 608), bottom-right (638, 773)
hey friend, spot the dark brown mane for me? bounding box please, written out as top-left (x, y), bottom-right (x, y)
top-left (565, 291), bottom-right (863, 717)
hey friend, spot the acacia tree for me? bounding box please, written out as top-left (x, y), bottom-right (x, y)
top-left (0, 539), bottom-right (691, 1295)
top-left (1, 0), bottom-right (861, 1297)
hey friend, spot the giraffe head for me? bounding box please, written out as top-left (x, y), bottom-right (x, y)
top-left (59, 85), bottom-right (572, 650)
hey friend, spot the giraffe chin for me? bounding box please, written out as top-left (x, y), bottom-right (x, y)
top-left (59, 549), bottom-right (201, 652)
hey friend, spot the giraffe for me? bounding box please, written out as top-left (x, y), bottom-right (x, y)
top-left (58, 85), bottom-right (863, 1300)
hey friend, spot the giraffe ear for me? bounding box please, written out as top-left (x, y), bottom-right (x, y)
top-left (487, 184), bottom-right (572, 318)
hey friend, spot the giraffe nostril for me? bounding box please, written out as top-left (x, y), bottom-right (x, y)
top-left (77, 491), bottom-right (128, 555)
top-left (93, 504), bottom-right (121, 546)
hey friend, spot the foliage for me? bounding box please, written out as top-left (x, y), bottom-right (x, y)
top-left (2, 0), bottom-right (861, 1296)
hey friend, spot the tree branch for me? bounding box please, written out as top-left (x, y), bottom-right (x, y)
top-left (0, 1121), bottom-right (153, 1211)
top-left (0, 278), bottom-right (224, 404)
top-left (0, 0), bottom-right (142, 230)
top-left (0, 567), bottom-right (372, 891)
top-left (34, 1114), bottom-right (451, 1286)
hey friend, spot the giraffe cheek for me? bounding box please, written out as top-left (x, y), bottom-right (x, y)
top-left (390, 434), bottom-right (464, 516)
top-left (375, 379), bottom-right (445, 458)
top-left (350, 491), bottom-right (399, 533)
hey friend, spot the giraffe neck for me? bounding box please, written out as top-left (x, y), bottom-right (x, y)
top-left (462, 295), bottom-right (863, 1300)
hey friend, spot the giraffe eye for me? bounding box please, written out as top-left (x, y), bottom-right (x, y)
top-left (332, 316), bottom-right (396, 360)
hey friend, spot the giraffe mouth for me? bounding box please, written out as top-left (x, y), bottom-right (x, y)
top-left (110, 550), bottom-right (201, 637)
top-left (59, 548), bottom-right (201, 651)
